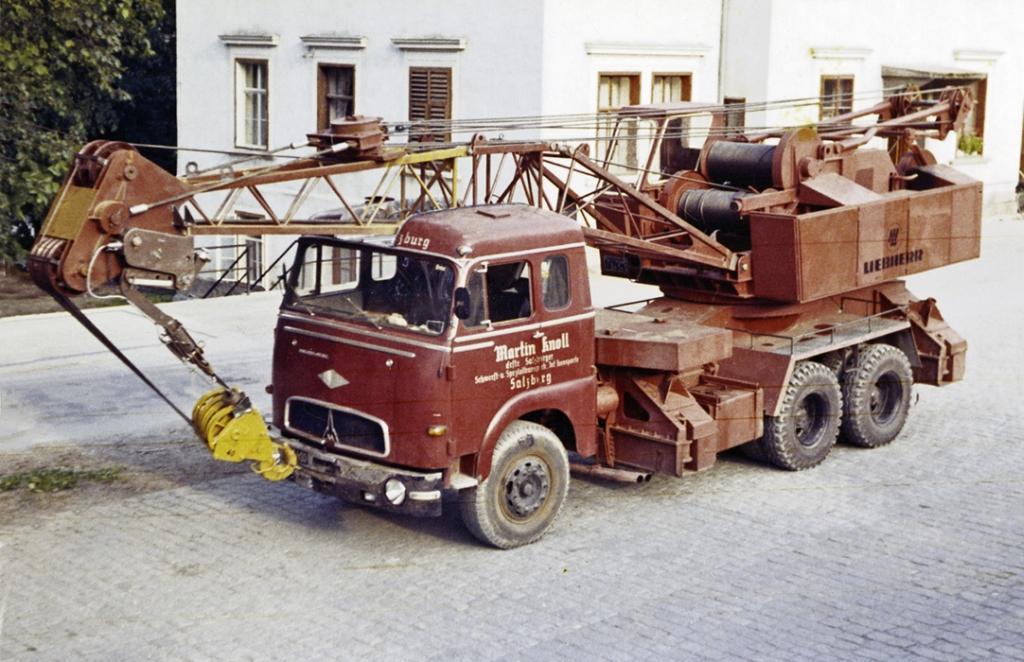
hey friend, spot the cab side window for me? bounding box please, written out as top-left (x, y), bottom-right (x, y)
top-left (464, 260), bottom-right (533, 327)
top-left (541, 255), bottom-right (570, 310)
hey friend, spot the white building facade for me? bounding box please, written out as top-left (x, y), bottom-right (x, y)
top-left (176, 0), bottom-right (1023, 279)
top-left (721, 0), bottom-right (1023, 213)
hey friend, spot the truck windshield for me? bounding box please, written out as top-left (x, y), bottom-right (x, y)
top-left (288, 242), bottom-right (455, 336)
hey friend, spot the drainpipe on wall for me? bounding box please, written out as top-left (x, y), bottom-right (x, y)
top-left (717, 0), bottom-right (727, 103)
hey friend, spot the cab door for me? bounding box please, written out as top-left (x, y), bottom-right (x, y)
top-left (449, 258), bottom-right (541, 458)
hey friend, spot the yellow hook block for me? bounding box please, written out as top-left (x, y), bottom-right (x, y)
top-left (191, 387), bottom-right (296, 481)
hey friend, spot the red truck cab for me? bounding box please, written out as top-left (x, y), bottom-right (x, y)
top-left (272, 205), bottom-right (596, 547)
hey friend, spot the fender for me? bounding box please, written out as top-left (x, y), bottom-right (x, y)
top-left (473, 373), bottom-right (596, 480)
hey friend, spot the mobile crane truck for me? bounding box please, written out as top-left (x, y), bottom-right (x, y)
top-left (27, 89), bottom-right (980, 547)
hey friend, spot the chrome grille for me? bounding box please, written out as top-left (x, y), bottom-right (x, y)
top-left (285, 398), bottom-right (387, 456)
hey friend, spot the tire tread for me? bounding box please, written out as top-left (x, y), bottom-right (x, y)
top-left (759, 361), bottom-right (842, 471)
top-left (840, 343), bottom-right (913, 448)
top-left (459, 420), bottom-right (568, 549)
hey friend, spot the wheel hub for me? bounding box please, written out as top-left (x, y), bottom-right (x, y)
top-left (503, 458), bottom-right (550, 519)
top-left (869, 372), bottom-right (902, 425)
top-left (794, 394), bottom-right (826, 447)
top-left (793, 407), bottom-right (810, 436)
top-left (870, 385), bottom-right (884, 413)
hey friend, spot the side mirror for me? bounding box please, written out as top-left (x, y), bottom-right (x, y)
top-left (454, 287), bottom-right (472, 320)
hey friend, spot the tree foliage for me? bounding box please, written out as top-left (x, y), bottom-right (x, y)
top-left (0, 0), bottom-right (174, 260)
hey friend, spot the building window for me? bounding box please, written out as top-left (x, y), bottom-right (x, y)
top-left (652, 74), bottom-right (692, 104)
top-left (317, 65), bottom-right (354, 130)
top-left (957, 78), bottom-right (987, 155)
top-left (598, 73), bottom-right (640, 169)
top-left (724, 96), bottom-right (746, 137)
top-left (882, 71), bottom-right (988, 158)
top-left (599, 73), bottom-right (640, 109)
top-left (236, 60), bottom-right (269, 148)
top-left (408, 67), bottom-right (451, 143)
top-left (820, 75), bottom-right (854, 120)
top-left (244, 236), bottom-right (264, 286)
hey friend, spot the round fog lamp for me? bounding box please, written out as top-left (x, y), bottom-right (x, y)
top-left (384, 478), bottom-right (407, 505)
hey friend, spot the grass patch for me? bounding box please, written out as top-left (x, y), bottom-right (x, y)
top-left (0, 466), bottom-right (126, 493)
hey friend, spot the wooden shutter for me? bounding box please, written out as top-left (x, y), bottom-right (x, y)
top-left (409, 67), bottom-right (451, 142)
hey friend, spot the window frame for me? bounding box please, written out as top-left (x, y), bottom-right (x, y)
top-left (651, 72), bottom-right (692, 104)
top-left (597, 72), bottom-right (641, 110)
top-left (541, 254), bottom-right (571, 312)
top-left (244, 235), bottom-right (265, 287)
top-left (819, 75), bottom-right (854, 121)
top-left (597, 72), bottom-right (641, 170)
top-left (461, 259), bottom-right (535, 330)
top-left (723, 96), bottom-right (746, 137)
top-left (234, 58), bottom-right (269, 150)
top-left (956, 78), bottom-right (987, 155)
top-left (286, 239), bottom-right (457, 337)
top-left (317, 64), bottom-right (355, 131)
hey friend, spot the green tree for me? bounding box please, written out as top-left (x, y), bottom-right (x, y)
top-left (0, 0), bottom-right (173, 261)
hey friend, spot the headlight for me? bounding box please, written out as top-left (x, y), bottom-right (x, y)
top-left (384, 478), bottom-right (407, 505)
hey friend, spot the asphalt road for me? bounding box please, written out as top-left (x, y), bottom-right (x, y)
top-left (1, 218), bottom-right (1022, 660)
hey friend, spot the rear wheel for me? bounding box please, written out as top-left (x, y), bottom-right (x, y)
top-left (841, 344), bottom-right (913, 448)
top-left (819, 351), bottom-right (849, 379)
top-left (759, 361), bottom-right (842, 471)
top-left (459, 421), bottom-right (569, 549)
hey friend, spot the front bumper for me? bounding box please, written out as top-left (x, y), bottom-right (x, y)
top-left (288, 438), bottom-right (444, 517)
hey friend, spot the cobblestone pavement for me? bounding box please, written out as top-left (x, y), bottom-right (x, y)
top-left (1, 219), bottom-right (1022, 660)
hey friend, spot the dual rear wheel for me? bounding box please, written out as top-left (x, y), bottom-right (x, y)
top-left (754, 343), bottom-right (914, 471)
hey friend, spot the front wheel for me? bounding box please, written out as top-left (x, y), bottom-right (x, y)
top-left (459, 421), bottom-right (569, 549)
top-left (759, 361), bottom-right (842, 471)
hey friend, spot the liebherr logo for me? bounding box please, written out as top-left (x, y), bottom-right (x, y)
top-left (863, 226), bottom-right (925, 274)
